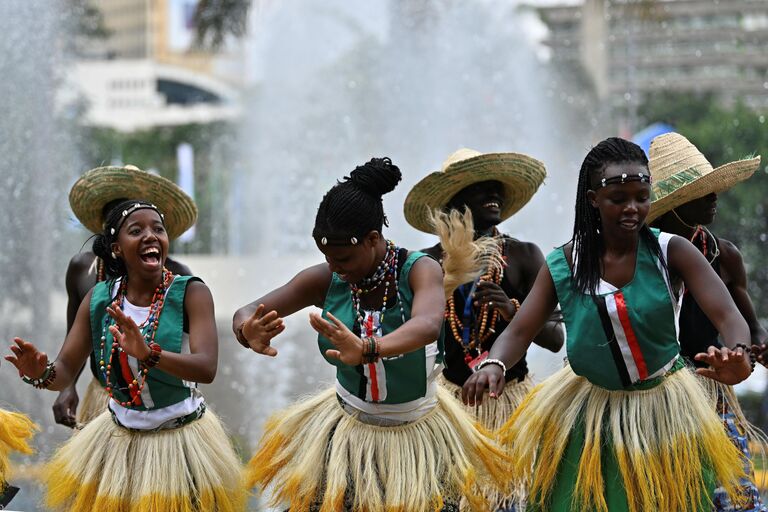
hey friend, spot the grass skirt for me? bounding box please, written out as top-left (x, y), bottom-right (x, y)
top-left (439, 373), bottom-right (534, 510)
top-left (0, 408), bottom-right (36, 483)
top-left (500, 364), bottom-right (747, 512)
top-left (76, 377), bottom-right (109, 427)
top-left (43, 408), bottom-right (246, 512)
top-left (247, 386), bottom-right (513, 512)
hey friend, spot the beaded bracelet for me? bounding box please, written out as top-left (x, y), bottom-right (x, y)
top-left (474, 358), bottom-right (507, 375)
top-left (510, 298), bottom-right (521, 316)
top-left (361, 336), bottom-right (380, 365)
top-left (22, 361), bottom-right (57, 389)
top-left (142, 342), bottom-right (162, 368)
top-left (735, 343), bottom-right (756, 372)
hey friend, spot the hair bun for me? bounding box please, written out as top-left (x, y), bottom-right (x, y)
top-left (348, 157), bottom-right (402, 197)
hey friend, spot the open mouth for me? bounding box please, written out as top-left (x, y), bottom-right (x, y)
top-left (483, 201), bottom-right (501, 210)
top-left (140, 247), bottom-right (161, 266)
top-left (620, 219), bottom-right (639, 229)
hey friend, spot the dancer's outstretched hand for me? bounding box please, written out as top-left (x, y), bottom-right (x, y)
top-left (695, 345), bottom-right (751, 385)
top-left (309, 312), bottom-right (363, 366)
top-left (5, 337), bottom-right (49, 379)
top-left (107, 303), bottom-right (152, 360)
top-left (240, 304), bottom-right (284, 357)
top-left (462, 364), bottom-right (506, 406)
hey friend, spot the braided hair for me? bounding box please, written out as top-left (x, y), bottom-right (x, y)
top-left (571, 137), bottom-right (666, 296)
top-left (313, 157), bottom-right (402, 243)
top-left (92, 199), bottom-right (165, 278)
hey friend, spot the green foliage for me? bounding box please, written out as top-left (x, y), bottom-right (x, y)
top-left (77, 122), bottom-right (238, 254)
top-left (639, 92), bottom-right (768, 316)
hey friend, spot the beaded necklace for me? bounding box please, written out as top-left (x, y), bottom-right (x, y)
top-left (99, 268), bottom-right (173, 408)
top-left (445, 234), bottom-right (507, 363)
top-left (349, 240), bottom-right (405, 335)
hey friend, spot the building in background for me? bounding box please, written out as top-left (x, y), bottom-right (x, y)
top-left (536, 0), bottom-right (768, 122)
top-left (67, 0), bottom-right (243, 132)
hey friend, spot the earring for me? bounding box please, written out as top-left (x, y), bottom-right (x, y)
top-left (111, 251), bottom-right (117, 259)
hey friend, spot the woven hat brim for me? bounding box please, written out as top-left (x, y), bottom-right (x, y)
top-left (404, 153), bottom-right (546, 233)
top-left (647, 156), bottom-right (760, 224)
top-left (69, 167), bottom-right (198, 240)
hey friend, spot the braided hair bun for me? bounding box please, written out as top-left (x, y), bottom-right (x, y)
top-left (313, 157), bottom-right (402, 244)
top-left (347, 157), bottom-right (402, 197)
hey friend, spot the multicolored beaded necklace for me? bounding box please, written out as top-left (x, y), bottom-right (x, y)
top-left (99, 268), bottom-right (173, 408)
top-left (445, 234), bottom-right (506, 363)
top-left (349, 239), bottom-right (405, 335)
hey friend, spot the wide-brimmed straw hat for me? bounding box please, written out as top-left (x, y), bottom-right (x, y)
top-left (69, 165), bottom-right (198, 240)
top-left (647, 132), bottom-right (760, 224)
top-left (404, 148), bottom-right (546, 233)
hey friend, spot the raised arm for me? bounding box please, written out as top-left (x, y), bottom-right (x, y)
top-left (6, 289), bottom-right (95, 392)
top-left (232, 263), bottom-right (332, 356)
top-left (107, 280), bottom-right (219, 383)
top-left (310, 255), bottom-right (445, 365)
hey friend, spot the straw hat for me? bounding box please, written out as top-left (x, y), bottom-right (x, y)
top-left (647, 132), bottom-right (761, 224)
top-left (69, 165), bottom-right (198, 240)
top-left (404, 148), bottom-right (546, 233)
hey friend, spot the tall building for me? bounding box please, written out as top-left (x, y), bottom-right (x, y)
top-left (69, 0), bottom-right (242, 131)
top-left (537, 0), bottom-right (768, 112)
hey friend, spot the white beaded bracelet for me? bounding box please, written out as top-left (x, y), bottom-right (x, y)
top-left (474, 358), bottom-right (507, 375)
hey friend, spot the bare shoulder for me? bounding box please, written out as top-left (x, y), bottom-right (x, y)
top-left (68, 251), bottom-right (96, 273)
top-left (504, 237), bottom-right (544, 260)
top-left (716, 238), bottom-right (742, 265)
top-left (166, 257), bottom-right (192, 276)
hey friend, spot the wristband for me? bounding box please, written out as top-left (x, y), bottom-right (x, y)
top-left (474, 358), bottom-right (507, 375)
top-left (142, 342), bottom-right (162, 368)
top-left (22, 361), bottom-right (56, 389)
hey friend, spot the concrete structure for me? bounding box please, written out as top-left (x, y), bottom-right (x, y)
top-left (70, 0), bottom-right (243, 131)
top-left (536, 0), bottom-right (768, 110)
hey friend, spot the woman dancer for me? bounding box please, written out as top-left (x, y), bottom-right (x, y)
top-left (463, 137), bottom-right (752, 512)
top-left (235, 157), bottom-right (512, 512)
top-left (5, 200), bottom-right (244, 512)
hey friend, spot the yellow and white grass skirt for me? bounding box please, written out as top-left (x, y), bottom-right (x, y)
top-left (43, 408), bottom-right (246, 512)
top-left (501, 364), bottom-right (748, 512)
top-left (0, 408), bottom-right (37, 484)
top-left (76, 377), bottom-right (110, 427)
top-left (247, 386), bottom-right (513, 512)
top-left (438, 373), bottom-right (533, 510)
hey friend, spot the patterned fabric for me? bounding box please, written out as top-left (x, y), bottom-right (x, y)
top-left (712, 396), bottom-right (767, 512)
top-left (546, 229), bottom-right (680, 390)
top-left (109, 402), bottom-right (207, 433)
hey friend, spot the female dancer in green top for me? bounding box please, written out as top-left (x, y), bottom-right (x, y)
top-left (464, 137), bottom-right (752, 512)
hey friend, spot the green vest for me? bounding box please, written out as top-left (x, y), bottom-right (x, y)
top-left (319, 251), bottom-right (445, 404)
top-left (90, 275), bottom-right (198, 410)
top-left (546, 230), bottom-right (680, 390)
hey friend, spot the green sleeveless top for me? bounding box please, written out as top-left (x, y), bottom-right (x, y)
top-left (319, 251), bottom-right (445, 404)
top-left (90, 275), bottom-right (198, 410)
top-left (546, 230), bottom-right (680, 390)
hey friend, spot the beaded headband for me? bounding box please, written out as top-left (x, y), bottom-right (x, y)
top-left (109, 202), bottom-right (165, 238)
top-left (597, 172), bottom-right (652, 189)
top-left (317, 235), bottom-right (360, 246)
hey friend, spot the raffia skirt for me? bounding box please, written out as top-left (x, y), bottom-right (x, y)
top-left (247, 386), bottom-right (514, 512)
top-left (0, 408), bottom-right (36, 485)
top-left (439, 373), bottom-right (534, 511)
top-left (76, 377), bottom-right (110, 427)
top-left (500, 362), bottom-right (748, 512)
top-left (42, 407), bottom-right (246, 512)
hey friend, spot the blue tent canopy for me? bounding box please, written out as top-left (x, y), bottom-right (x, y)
top-left (632, 122), bottom-right (675, 157)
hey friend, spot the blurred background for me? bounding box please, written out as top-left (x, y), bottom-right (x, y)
top-left (1, 0), bottom-right (767, 509)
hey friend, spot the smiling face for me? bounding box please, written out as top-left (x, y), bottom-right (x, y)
top-left (674, 192), bottom-right (718, 226)
top-left (316, 231), bottom-right (382, 284)
top-left (447, 180), bottom-right (504, 231)
top-left (587, 162), bottom-right (651, 240)
top-left (111, 208), bottom-right (169, 279)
